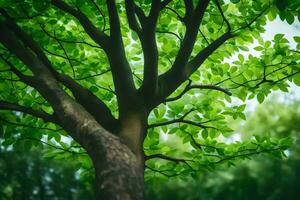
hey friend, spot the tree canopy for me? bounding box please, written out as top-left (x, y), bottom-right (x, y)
top-left (0, 0), bottom-right (300, 198)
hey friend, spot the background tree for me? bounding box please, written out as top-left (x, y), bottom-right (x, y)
top-left (0, 0), bottom-right (300, 199)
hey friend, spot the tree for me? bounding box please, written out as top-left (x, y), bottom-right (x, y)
top-left (0, 0), bottom-right (300, 199)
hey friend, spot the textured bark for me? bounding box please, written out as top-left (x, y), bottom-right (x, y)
top-left (87, 131), bottom-right (144, 200)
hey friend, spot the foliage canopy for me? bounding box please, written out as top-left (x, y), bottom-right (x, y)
top-left (0, 0), bottom-right (300, 192)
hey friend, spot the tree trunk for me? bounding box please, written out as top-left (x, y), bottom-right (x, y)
top-left (88, 134), bottom-right (144, 200)
top-left (83, 110), bottom-right (147, 200)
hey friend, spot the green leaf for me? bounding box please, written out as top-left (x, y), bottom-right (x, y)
top-left (294, 36), bottom-right (300, 43)
top-left (132, 57), bottom-right (141, 61)
top-left (257, 93), bottom-right (265, 104)
top-left (202, 129), bottom-right (208, 139)
top-left (293, 73), bottom-right (300, 86)
top-left (254, 46), bottom-right (264, 51)
top-left (274, 34), bottom-right (284, 41)
top-left (89, 86), bottom-right (98, 92)
top-left (285, 12), bottom-right (294, 24)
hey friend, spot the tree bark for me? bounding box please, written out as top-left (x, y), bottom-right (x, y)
top-left (87, 131), bottom-right (144, 200)
top-left (85, 110), bottom-right (147, 200)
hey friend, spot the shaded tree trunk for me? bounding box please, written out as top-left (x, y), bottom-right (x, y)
top-left (85, 111), bottom-right (147, 200)
top-left (88, 133), bottom-right (144, 200)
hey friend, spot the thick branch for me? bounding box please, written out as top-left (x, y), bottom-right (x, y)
top-left (188, 32), bottom-right (233, 77)
top-left (154, 32), bottom-right (232, 108)
top-left (1, 10), bottom-right (130, 184)
top-left (139, 1), bottom-right (161, 96)
top-left (148, 4), bottom-right (269, 109)
top-left (0, 12), bottom-right (118, 132)
top-left (183, 0), bottom-right (194, 22)
top-left (106, 0), bottom-right (139, 114)
top-left (57, 74), bottom-right (119, 133)
top-left (125, 0), bottom-right (142, 35)
top-left (160, 0), bottom-right (173, 9)
top-left (125, 1), bottom-right (161, 97)
top-left (142, 0), bottom-right (211, 108)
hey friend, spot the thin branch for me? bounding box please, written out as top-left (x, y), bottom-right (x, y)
top-left (213, 147), bottom-right (282, 164)
top-left (51, 0), bottom-right (109, 50)
top-left (146, 153), bottom-right (194, 169)
top-left (199, 29), bottom-right (210, 45)
top-left (54, 32), bottom-right (76, 78)
top-left (146, 165), bottom-right (180, 177)
top-left (291, 50), bottom-right (300, 54)
top-left (187, 132), bottom-right (220, 150)
top-left (40, 25), bottom-right (101, 49)
top-left (146, 153), bottom-right (193, 163)
top-left (89, 0), bottom-right (106, 31)
top-left (272, 70), bottom-right (300, 84)
top-left (42, 47), bottom-right (82, 64)
top-left (166, 80), bottom-right (231, 102)
top-left (165, 7), bottom-right (184, 22)
top-left (156, 30), bottom-right (182, 43)
top-left (0, 68), bottom-right (10, 72)
top-left (0, 54), bottom-right (34, 84)
top-left (0, 116), bottom-right (60, 131)
top-left (234, 6), bottom-right (269, 33)
top-left (17, 137), bottom-right (87, 154)
top-left (148, 109), bottom-right (217, 130)
top-left (214, 0), bottom-right (231, 31)
top-left (0, 100), bottom-right (56, 123)
top-left (75, 69), bottom-right (111, 80)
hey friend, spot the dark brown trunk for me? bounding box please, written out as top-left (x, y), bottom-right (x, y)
top-left (87, 131), bottom-right (144, 200)
top-left (82, 109), bottom-right (147, 200)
